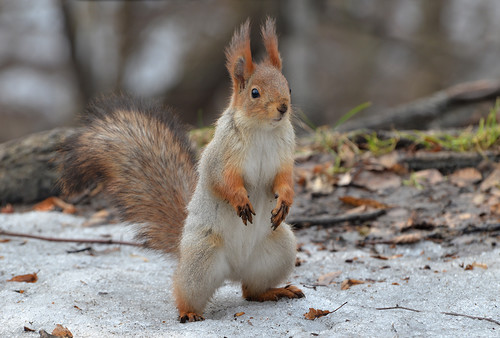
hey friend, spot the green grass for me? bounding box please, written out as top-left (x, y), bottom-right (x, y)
top-left (404, 99), bottom-right (500, 153)
top-left (307, 99), bottom-right (500, 173)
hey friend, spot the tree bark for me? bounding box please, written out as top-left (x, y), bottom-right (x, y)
top-left (0, 127), bottom-right (77, 204)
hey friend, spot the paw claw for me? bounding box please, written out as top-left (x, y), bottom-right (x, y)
top-left (271, 201), bottom-right (290, 230)
top-left (238, 203), bottom-right (255, 225)
top-left (179, 312), bottom-right (204, 323)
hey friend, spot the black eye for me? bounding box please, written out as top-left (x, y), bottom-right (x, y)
top-left (289, 88), bottom-right (292, 96)
top-left (251, 88), bottom-right (260, 98)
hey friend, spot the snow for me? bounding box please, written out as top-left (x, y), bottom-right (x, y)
top-left (1, 211), bottom-right (499, 337)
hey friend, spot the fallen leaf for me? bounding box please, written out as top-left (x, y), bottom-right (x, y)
top-left (317, 271), bottom-right (342, 286)
top-left (304, 308), bottom-right (332, 320)
top-left (1, 204), bottom-right (14, 213)
top-left (391, 233), bottom-right (422, 244)
top-left (23, 326), bottom-right (35, 332)
top-left (449, 168), bottom-right (482, 187)
top-left (308, 175), bottom-right (335, 196)
top-left (413, 169), bottom-right (444, 185)
top-left (52, 324), bottom-right (73, 337)
top-left (339, 196), bottom-right (389, 209)
top-left (490, 203), bottom-right (500, 215)
top-left (371, 255), bottom-right (389, 260)
top-left (0, 238), bottom-right (11, 243)
top-left (392, 282), bottom-right (400, 285)
top-left (374, 152), bottom-right (399, 169)
top-left (7, 273), bottom-right (38, 283)
top-left (130, 253), bottom-right (149, 262)
top-left (295, 257), bottom-right (305, 267)
top-left (352, 170), bottom-right (402, 192)
top-left (341, 279), bottom-right (365, 290)
top-left (33, 197), bottom-right (76, 214)
top-left (472, 193), bottom-right (486, 206)
top-left (480, 167), bottom-right (500, 192)
top-left (82, 209), bottom-right (115, 227)
top-left (337, 172), bottom-right (352, 186)
top-left (234, 312), bottom-right (245, 317)
top-left (472, 262), bottom-right (488, 269)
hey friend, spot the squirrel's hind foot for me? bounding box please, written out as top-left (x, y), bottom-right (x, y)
top-left (179, 312), bottom-right (205, 323)
top-left (244, 284), bottom-right (305, 302)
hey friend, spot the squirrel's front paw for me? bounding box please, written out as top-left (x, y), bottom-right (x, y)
top-left (271, 197), bottom-right (290, 230)
top-left (237, 200), bottom-right (256, 225)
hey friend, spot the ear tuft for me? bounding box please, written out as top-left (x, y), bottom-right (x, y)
top-left (225, 19), bottom-right (255, 91)
top-left (261, 17), bottom-right (282, 70)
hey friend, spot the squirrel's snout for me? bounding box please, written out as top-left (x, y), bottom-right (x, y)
top-left (277, 104), bottom-right (288, 115)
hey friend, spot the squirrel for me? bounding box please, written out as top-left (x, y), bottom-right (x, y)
top-left (59, 18), bottom-right (304, 323)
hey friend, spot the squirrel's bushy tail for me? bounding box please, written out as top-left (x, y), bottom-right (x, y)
top-left (59, 94), bottom-right (197, 254)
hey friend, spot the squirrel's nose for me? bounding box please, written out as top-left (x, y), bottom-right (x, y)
top-left (277, 103), bottom-right (288, 115)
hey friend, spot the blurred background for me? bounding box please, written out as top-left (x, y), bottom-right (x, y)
top-left (1, 0), bottom-right (500, 142)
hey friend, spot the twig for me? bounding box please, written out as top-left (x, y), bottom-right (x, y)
top-left (288, 209), bottom-right (385, 227)
top-left (332, 301), bottom-right (348, 313)
top-left (376, 305), bottom-right (421, 312)
top-left (461, 223), bottom-right (500, 234)
top-left (441, 311), bottom-right (500, 326)
top-left (0, 229), bottom-right (140, 247)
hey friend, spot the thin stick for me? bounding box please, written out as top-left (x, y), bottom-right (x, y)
top-left (441, 311), bottom-right (500, 326)
top-left (0, 229), bottom-right (140, 247)
top-left (376, 305), bottom-right (421, 312)
top-left (287, 209), bottom-right (385, 227)
top-left (332, 301), bottom-right (348, 313)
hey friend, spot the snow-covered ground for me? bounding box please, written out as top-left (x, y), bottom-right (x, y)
top-left (1, 211), bottom-right (499, 337)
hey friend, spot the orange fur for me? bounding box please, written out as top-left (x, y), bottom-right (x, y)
top-left (225, 19), bottom-right (255, 93)
top-left (212, 164), bottom-right (255, 225)
top-left (242, 284), bottom-right (304, 302)
top-left (271, 164), bottom-right (294, 229)
top-left (174, 286), bottom-right (204, 323)
top-left (261, 17), bottom-right (282, 70)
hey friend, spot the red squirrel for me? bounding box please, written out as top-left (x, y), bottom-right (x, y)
top-left (60, 18), bottom-right (303, 322)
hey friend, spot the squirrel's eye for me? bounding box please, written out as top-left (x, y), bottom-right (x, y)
top-left (251, 88), bottom-right (260, 98)
top-left (289, 88), bottom-right (292, 96)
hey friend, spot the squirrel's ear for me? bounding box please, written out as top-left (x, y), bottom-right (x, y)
top-left (226, 19), bottom-right (255, 91)
top-left (261, 17), bottom-right (282, 71)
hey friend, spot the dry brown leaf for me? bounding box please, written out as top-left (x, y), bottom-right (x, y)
top-left (472, 262), bottom-right (488, 269)
top-left (317, 271), bottom-right (342, 286)
top-left (1, 203), bottom-right (14, 214)
top-left (0, 238), bottom-right (11, 243)
top-left (52, 324), bottom-right (73, 337)
top-left (490, 203), bottom-right (500, 215)
top-left (234, 312), bottom-right (245, 317)
top-left (413, 169), bottom-right (444, 185)
top-left (480, 167), bottom-right (500, 192)
top-left (82, 209), bottom-right (114, 227)
top-left (304, 308), bottom-right (332, 320)
top-left (371, 255), bottom-right (389, 260)
top-left (352, 170), bottom-right (402, 192)
top-left (339, 196), bottom-right (389, 209)
top-left (341, 279), bottom-right (365, 290)
top-left (295, 257), bottom-right (305, 267)
top-left (33, 197), bottom-right (76, 214)
top-left (7, 273), bottom-right (38, 283)
top-left (392, 233), bottom-right (422, 244)
top-left (23, 326), bottom-right (35, 332)
top-left (449, 168), bottom-right (482, 187)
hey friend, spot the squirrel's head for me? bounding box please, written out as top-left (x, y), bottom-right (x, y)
top-left (225, 18), bottom-right (291, 128)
